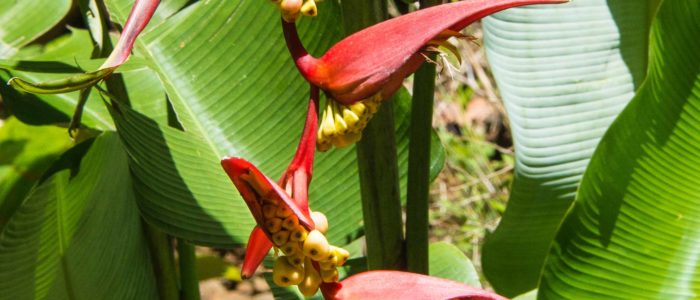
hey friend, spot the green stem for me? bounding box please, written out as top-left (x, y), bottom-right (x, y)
top-left (342, 0), bottom-right (404, 270)
top-left (405, 0), bottom-right (440, 275)
top-left (177, 240), bottom-right (200, 300)
top-left (143, 222), bottom-right (179, 300)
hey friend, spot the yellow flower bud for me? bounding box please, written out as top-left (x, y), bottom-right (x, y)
top-left (290, 227), bottom-right (308, 242)
top-left (265, 218), bottom-right (283, 233)
top-left (349, 102), bottom-right (366, 116)
top-left (310, 211), bottom-right (328, 234)
top-left (298, 258), bottom-right (322, 297)
top-left (333, 112), bottom-right (348, 133)
top-left (272, 230), bottom-right (291, 246)
top-left (276, 205), bottom-right (293, 218)
top-left (343, 108), bottom-right (360, 128)
top-left (320, 268), bottom-right (339, 283)
top-left (263, 204), bottom-right (278, 219)
top-left (303, 230), bottom-right (330, 261)
top-left (282, 216), bottom-right (300, 230)
top-left (300, 0), bottom-right (317, 17)
top-left (273, 257), bottom-right (303, 286)
top-left (321, 246), bottom-right (339, 265)
top-left (286, 253), bottom-right (305, 268)
top-left (281, 241), bottom-right (302, 256)
top-left (333, 247), bottom-right (350, 266)
top-left (319, 260), bottom-right (336, 270)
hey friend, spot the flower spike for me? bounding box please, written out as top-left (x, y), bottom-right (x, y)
top-left (321, 271), bottom-right (508, 300)
top-left (222, 86), bottom-right (349, 290)
top-left (282, 0), bottom-right (567, 151)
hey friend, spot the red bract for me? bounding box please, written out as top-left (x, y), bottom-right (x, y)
top-left (284, 0), bottom-right (567, 105)
top-left (321, 271), bottom-right (508, 300)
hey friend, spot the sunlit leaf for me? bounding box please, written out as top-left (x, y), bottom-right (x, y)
top-left (540, 1), bottom-right (700, 298)
top-left (480, 1), bottom-right (650, 295)
top-left (0, 133), bottom-right (158, 299)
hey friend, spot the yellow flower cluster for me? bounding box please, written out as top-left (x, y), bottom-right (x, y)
top-left (270, 0), bottom-right (322, 22)
top-left (317, 94), bottom-right (382, 152)
top-left (262, 199), bottom-right (349, 296)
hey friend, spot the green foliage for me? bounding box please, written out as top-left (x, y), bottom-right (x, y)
top-left (481, 0), bottom-right (651, 295)
top-left (0, 0), bottom-right (71, 57)
top-left (429, 242), bottom-right (481, 288)
top-left (0, 133), bottom-right (158, 299)
top-left (0, 118), bottom-right (73, 230)
top-left (540, 1), bottom-right (700, 298)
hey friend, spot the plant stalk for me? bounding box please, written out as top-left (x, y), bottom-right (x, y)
top-left (143, 222), bottom-right (179, 300)
top-left (342, 0), bottom-right (405, 270)
top-left (405, 0), bottom-right (441, 275)
top-left (177, 240), bottom-right (200, 300)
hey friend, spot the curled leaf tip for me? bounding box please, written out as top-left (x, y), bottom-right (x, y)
top-left (7, 67), bottom-right (117, 94)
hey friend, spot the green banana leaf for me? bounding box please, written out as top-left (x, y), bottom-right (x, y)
top-left (0, 133), bottom-right (158, 299)
top-left (540, 1), bottom-right (700, 298)
top-left (0, 118), bottom-right (73, 231)
top-left (0, 0), bottom-right (71, 57)
top-left (480, 1), bottom-right (650, 295)
top-left (104, 0), bottom-right (443, 247)
top-left (429, 242), bottom-right (481, 288)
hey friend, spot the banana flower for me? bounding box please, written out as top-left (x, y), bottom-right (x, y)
top-left (281, 0), bottom-right (567, 150)
top-left (222, 87), bottom-right (349, 297)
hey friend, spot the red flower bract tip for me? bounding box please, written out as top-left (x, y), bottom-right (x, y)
top-left (322, 271), bottom-right (508, 300)
top-left (221, 157), bottom-right (314, 229)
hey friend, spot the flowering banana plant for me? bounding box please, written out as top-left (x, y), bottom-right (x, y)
top-left (280, 0), bottom-right (567, 151)
top-left (8, 0), bottom-right (160, 94)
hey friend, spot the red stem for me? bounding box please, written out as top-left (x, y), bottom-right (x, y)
top-left (101, 0), bottom-right (160, 69)
top-left (281, 20), bottom-right (322, 85)
top-left (279, 85), bottom-right (320, 213)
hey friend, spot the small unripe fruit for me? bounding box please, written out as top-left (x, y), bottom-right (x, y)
top-left (321, 246), bottom-right (339, 265)
top-left (298, 258), bottom-right (322, 297)
top-left (333, 247), bottom-right (350, 266)
top-left (263, 205), bottom-right (278, 219)
top-left (272, 257), bottom-right (303, 286)
top-left (310, 211), bottom-right (328, 234)
top-left (276, 205), bottom-right (293, 218)
top-left (281, 241), bottom-right (302, 255)
top-left (286, 253), bottom-right (305, 268)
top-left (265, 218), bottom-right (282, 233)
top-left (290, 227), bottom-right (308, 242)
top-left (320, 268), bottom-right (339, 283)
top-left (282, 216), bottom-right (300, 230)
top-left (319, 260), bottom-right (336, 270)
top-left (303, 230), bottom-right (330, 261)
top-left (300, 0), bottom-right (317, 16)
top-left (272, 230), bottom-right (291, 246)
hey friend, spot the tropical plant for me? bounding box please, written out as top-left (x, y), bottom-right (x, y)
top-left (0, 0), bottom-right (698, 299)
